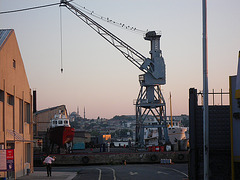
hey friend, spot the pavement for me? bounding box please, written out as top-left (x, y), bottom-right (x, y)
top-left (16, 171), bottom-right (77, 180)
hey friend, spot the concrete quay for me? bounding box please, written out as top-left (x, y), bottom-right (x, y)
top-left (35, 148), bottom-right (189, 166)
top-left (17, 171), bottom-right (76, 180)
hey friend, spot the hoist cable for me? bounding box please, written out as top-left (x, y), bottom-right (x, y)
top-left (60, 6), bottom-right (64, 73)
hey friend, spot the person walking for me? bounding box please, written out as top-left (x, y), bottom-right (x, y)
top-left (43, 155), bottom-right (56, 177)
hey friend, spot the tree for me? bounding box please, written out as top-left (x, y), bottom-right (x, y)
top-left (181, 118), bottom-right (189, 127)
top-left (113, 129), bottom-right (133, 138)
top-left (91, 130), bottom-right (100, 137)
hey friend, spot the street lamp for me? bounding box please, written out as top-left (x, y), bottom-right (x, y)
top-left (202, 0), bottom-right (209, 179)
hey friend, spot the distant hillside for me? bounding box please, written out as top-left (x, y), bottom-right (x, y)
top-left (111, 115), bottom-right (135, 121)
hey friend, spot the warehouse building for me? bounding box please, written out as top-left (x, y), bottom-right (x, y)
top-left (0, 29), bottom-right (33, 179)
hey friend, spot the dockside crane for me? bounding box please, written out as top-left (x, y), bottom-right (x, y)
top-left (60, 0), bottom-right (169, 146)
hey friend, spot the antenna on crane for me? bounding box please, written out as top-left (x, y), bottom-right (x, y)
top-left (170, 92), bottom-right (173, 127)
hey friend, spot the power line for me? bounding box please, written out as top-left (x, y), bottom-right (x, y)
top-left (0, 2), bottom-right (60, 14)
top-left (0, 1), bottom-right (149, 35)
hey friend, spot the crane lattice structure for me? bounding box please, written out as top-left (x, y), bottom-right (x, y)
top-left (60, 0), bottom-right (169, 146)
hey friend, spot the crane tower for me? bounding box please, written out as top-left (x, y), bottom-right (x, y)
top-left (135, 31), bottom-right (168, 146)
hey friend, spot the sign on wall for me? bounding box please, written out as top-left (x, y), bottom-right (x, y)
top-left (0, 149), bottom-right (14, 171)
top-left (6, 149), bottom-right (14, 171)
top-left (230, 76), bottom-right (240, 160)
top-left (0, 150), bottom-right (6, 171)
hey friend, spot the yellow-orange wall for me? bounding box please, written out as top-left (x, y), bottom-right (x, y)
top-left (0, 30), bottom-right (33, 179)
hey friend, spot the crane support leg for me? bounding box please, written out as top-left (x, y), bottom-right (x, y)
top-left (135, 84), bottom-right (169, 147)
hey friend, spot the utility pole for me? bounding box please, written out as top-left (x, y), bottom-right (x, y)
top-left (170, 92), bottom-right (173, 127)
top-left (202, 0), bottom-right (209, 179)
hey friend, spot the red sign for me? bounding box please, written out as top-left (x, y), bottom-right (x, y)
top-left (6, 149), bottom-right (14, 160)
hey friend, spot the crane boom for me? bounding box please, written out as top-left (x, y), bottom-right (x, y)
top-left (60, 0), bottom-right (154, 75)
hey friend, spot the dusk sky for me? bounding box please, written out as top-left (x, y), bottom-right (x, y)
top-left (1, 0), bottom-right (239, 119)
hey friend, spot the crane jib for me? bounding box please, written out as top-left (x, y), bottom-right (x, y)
top-left (60, 0), bottom-right (165, 80)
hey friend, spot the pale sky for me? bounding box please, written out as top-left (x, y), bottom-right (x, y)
top-left (1, 0), bottom-right (239, 119)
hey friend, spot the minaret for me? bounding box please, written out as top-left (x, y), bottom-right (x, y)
top-left (77, 106), bottom-right (79, 116)
top-left (84, 107), bottom-right (86, 120)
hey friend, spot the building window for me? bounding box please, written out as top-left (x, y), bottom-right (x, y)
top-left (33, 124), bottom-right (36, 136)
top-left (0, 90), bottom-right (4, 102)
top-left (0, 143), bottom-right (4, 150)
top-left (6, 142), bottom-right (14, 149)
top-left (24, 102), bottom-right (30, 124)
top-left (13, 59), bottom-right (16, 68)
top-left (25, 143), bottom-right (31, 163)
top-left (19, 99), bottom-right (23, 133)
top-left (7, 93), bottom-right (14, 106)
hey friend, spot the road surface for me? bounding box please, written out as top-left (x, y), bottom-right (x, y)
top-left (35, 163), bottom-right (188, 180)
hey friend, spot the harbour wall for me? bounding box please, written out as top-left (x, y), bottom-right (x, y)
top-left (34, 151), bottom-right (189, 166)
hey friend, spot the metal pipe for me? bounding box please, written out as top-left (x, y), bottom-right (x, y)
top-left (213, 89), bottom-right (214, 106)
top-left (221, 89), bottom-right (223, 105)
top-left (202, 0), bottom-right (209, 179)
top-left (33, 90), bottom-right (37, 113)
top-left (170, 92), bottom-right (173, 127)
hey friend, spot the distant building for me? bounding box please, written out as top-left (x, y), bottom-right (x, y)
top-left (0, 29), bottom-right (33, 179)
top-left (69, 111), bottom-right (81, 122)
top-left (166, 114), bottom-right (189, 127)
top-left (73, 130), bottom-right (91, 144)
top-left (33, 105), bottom-right (67, 136)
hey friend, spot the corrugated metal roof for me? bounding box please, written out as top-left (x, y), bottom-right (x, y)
top-left (0, 29), bottom-right (13, 49)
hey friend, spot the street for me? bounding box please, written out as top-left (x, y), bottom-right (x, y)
top-left (35, 164), bottom-right (188, 180)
